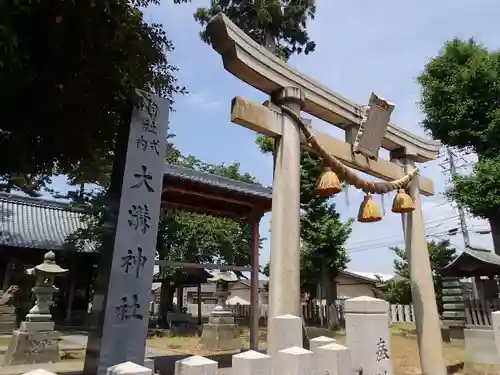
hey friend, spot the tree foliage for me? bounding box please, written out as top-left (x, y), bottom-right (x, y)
top-left (418, 38), bottom-right (500, 251)
top-left (418, 38), bottom-right (500, 156)
top-left (379, 240), bottom-right (457, 313)
top-left (299, 152), bottom-right (352, 291)
top-left (445, 155), bottom-right (500, 220)
top-left (0, 0), bottom-right (185, 190)
top-left (192, 0), bottom-right (316, 59)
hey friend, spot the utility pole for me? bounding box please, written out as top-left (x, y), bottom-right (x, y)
top-left (446, 148), bottom-right (470, 247)
top-left (445, 147), bottom-right (479, 298)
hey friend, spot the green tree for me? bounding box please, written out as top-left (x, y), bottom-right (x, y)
top-left (192, 0), bottom-right (317, 59)
top-left (382, 240), bottom-right (457, 313)
top-left (0, 0), bottom-right (186, 191)
top-left (418, 38), bottom-right (500, 252)
top-left (445, 156), bottom-right (500, 253)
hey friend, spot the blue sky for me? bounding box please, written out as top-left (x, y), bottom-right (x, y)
top-left (49, 0), bottom-right (500, 275)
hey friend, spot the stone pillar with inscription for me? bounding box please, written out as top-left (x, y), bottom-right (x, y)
top-left (345, 296), bottom-right (393, 375)
top-left (83, 91), bottom-right (169, 375)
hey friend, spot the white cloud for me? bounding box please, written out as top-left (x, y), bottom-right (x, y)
top-left (185, 91), bottom-right (222, 111)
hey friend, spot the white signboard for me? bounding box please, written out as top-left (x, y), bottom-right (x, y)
top-left (96, 91), bottom-right (169, 374)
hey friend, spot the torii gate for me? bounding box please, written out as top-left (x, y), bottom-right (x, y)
top-left (205, 14), bottom-right (446, 375)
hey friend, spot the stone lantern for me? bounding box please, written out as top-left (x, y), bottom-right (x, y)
top-left (25, 251), bottom-right (68, 323)
top-left (209, 270), bottom-right (237, 319)
top-left (4, 251), bottom-right (68, 365)
top-left (200, 270), bottom-right (241, 351)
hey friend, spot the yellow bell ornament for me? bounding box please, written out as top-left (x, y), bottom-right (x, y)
top-left (358, 194), bottom-right (382, 223)
top-left (391, 189), bottom-right (415, 213)
top-left (316, 166), bottom-right (342, 197)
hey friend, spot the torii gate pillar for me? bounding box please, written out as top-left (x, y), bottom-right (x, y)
top-left (267, 87), bottom-right (305, 357)
top-left (394, 153), bottom-right (446, 375)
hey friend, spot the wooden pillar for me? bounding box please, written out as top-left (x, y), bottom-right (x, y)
top-left (65, 276), bottom-right (76, 322)
top-left (197, 283), bottom-right (202, 326)
top-left (2, 259), bottom-right (13, 292)
top-left (249, 212), bottom-right (262, 350)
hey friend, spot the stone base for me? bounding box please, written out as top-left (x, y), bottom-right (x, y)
top-left (3, 329), bottom-right (61, 365)
top-left (0, 320), bottom-right (16, 334)
top-left (0, 307), bottom-right (17, 335)
top-left (448, 325), bottom-right (465, 340)
top-left (0, 306), bottom-right (15, 314)
top-left (463, 362), bottom-right (500, 375)
top-left (464, 328), bottom-right (500, 374)
top-left (20, 321), bottom-right (54, 332)
top-left (200, 323), bottom-right (241, 351)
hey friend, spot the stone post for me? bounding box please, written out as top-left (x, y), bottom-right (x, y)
top-left (314, 343), bottom-right (351, 375)
top-left (232, 350), bottom-right (272, 375)
top-left (21, 370), bottom-right (58, 375)
top-left (267, 87), bottom-right (305, 356)
top-left (309, 336), bottom-right (335, 353)
top-left (401, 157), bottom-right (447, 375)
top-left (107, 361), bottom-right (152, 375)
top-left (344, 296), bottom-right (393, 375)
top-left (174, 356), bottom-right (218, 375)
top-left (268, 314), bottom-right (303, 357)
top-left (274, 347), bottom-right (315, 375)
top-left (491, 311), bottom-right (500, 365)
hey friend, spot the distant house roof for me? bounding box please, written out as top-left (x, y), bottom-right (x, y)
top-left (345, 271), bottom-right (394, 283)
top-left (338, 270), bottom-right (388, 284)
top-left (238, 279), bottom-right (268, 290)
top-left (164, 164), bottom-right (272, 201)
top-left (0, 192), bottom-right (94, 252)
top-left (442, 248), bottom-right (500, 277)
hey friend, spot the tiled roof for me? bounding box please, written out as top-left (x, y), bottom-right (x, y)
top-left (164, 164), bottom-right (272, 200)
top-left (0, 165), bottom-right (271, 252)
top-left (0, 193), bottom-right (94, 252)
top-left (444, 248), bottom-right (500, 269)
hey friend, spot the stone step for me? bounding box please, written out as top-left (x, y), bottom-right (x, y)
top-left (0, 314), bottom-right (16, 322)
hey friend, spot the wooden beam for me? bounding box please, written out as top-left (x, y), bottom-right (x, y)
top-left (231, 96), bottom-right (435, 196)
top-left (163, 186), bottom-right (255, 207)
top-left (155, 260), bottom-right (253, 272)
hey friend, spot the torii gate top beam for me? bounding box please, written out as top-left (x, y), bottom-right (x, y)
top-left (206, 13), bottom-right (441, 163)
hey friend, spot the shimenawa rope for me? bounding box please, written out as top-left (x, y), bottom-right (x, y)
top-left (278, 104), bottom-right (418, 195)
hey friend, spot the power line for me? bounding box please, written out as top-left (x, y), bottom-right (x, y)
top-left (346, 215), bottom-right (460, 248)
